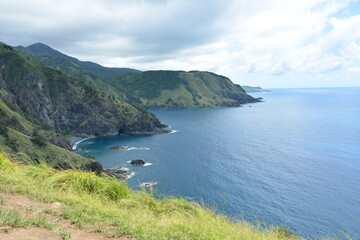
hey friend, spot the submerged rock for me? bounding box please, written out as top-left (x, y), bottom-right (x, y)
top-left (104, 166), bottom-right (130, 180)
top-left (130, 159), bottom-right (146, 165)
top-left (109, 145), bottom-right (129, 151)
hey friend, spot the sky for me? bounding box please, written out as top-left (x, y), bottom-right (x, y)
top-left (0, 0), bottom-right (359, 88)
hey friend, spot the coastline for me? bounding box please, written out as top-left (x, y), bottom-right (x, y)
top-left (71, 137), bottom-right (91, 150)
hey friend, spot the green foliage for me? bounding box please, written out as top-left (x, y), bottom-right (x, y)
top-left (0, 208), bottom-right (28, 227)
top-left (31, 135), bottom-right (47, 147)
top-left (1, 41), bottom-right (163, 140)
top-left (276, 226), bottom-right (297, 238)
top-left (242, 85), bottom-right (271, 93)
top-left (15, 44), bottom-right (257, 109)
top-left (0, 124), bottom-right (8, 137)
top-left (5, 137), bottom-right (18, 152)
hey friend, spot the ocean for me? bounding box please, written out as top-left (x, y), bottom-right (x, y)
top-left (75, 88), bottom-right (360, 238)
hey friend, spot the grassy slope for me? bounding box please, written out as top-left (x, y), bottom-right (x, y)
top-left (242, 86), bottom-right (271, 93)
top-left (101, 71), bottom-right (257, 109)
top-left (0, 98), bottom-right (97, 169)
top-left (15, 46), bottom-right (129, 101)
top-left (1, 43), bottom-right (163, 137)
top-left (16, 46), bottom-right (257, 109)
top-left (0, 153), bottom-right (300, 240)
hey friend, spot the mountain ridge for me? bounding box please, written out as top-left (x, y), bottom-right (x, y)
top-left (0, 42), bottom-right (167, 170)
top-left (17, 42), bottom-right (260, 109)
top-left (26, 43), bottom-right (140, 75)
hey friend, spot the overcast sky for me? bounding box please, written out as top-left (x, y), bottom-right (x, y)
top-left (1, 0), bottom-right (359, 88)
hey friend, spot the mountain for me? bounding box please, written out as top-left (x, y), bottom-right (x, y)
top-left (0, 42), bottom-right (166, 169)
top-left (100, 70), bottom-right (259, 108)
top-left (2, 43), bottom-right (165, 136)
top-left (242, 85), bottom-right (271, 93)
top-left (15, 45), bottom-right (131, 101)
top-left (26, 43), bottom-right (140, 75)
top-left (17, 43), bottom-right (259, 109)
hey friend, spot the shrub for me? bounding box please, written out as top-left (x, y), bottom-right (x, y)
top-left (0, 125), bottom-right (8, 137)
top-left (31, 135), bottom-right (47, 147)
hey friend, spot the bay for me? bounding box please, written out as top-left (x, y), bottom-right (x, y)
top-left (76, 88), bottom-right (360, 238)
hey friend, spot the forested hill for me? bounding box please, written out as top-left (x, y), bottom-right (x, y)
top-left (17, 43), bottom-right (259, 109)
top-left (99, 70), bottom-right (259, 108)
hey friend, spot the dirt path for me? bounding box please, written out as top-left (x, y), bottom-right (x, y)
top-left (0, 192), bottom-right (130, 240)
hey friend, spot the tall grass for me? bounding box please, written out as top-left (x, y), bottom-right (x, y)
top-left (0, 153), bottom-right (302, 240)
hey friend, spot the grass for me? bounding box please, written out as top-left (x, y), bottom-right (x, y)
top-left (0, 208), bottom-right (28, 227)
top-left (0, 208), bottom-right (71, 239)
top-left (0, 152), bottom-right (350, 240)
top-left (0, 152), bottom-right (300, 240)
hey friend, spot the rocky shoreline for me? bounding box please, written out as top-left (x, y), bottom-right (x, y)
top-left (104, 166), bottom-right (131, 180)
top-left (70, 127), bottom-right (172, 180)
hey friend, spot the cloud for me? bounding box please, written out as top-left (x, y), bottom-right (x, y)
top-left (0, 0), bottom-right (359, 87)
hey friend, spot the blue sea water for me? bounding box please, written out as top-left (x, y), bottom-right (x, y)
top-left (76, 88), bottom-right (360, 238)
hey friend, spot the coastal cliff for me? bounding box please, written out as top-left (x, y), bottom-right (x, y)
top-left (0, 42), bottom-right (166, 171)
top-left (0, 43), bottom-right (165, 137)
top-left (17, 43), bottom-right (259, 109)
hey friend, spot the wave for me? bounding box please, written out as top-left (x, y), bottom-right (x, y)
top-left (127, 147), bottom-right (150, 151)
top-left (72, 137), bottom-right (90, 150)
top-left (169, 130), bottom-right (178, 134)
top-left (140, 182), bottom-right (159, 187)
top-left (127, 172), bottom-right (136, 179)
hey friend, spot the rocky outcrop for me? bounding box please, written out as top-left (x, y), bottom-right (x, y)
top-left (104, 166), bottom-right (130, 180)
top-left (109, 146), bottom-right (129, 151)
top-left (130, 159), bottom-right (146, 165)
top-left (0, 43), bottom-right (166, 137)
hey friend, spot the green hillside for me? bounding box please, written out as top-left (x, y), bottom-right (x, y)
top-left (101, 70), bottom-right (259, 108)
top-left (0, 153), bottom-right (300, 240)
top-left (242, 86), bottom-right (271, 93)
top-left (15, 46), bottom-right (136, 102)
top-left (16, 43), bottom-right (259, 109)
top-left (0, 42), bottom-right (166, 169)
top-left (0, 92), bottom-right (99, 170)
top-left (1, 43), bottom-right (165, 136)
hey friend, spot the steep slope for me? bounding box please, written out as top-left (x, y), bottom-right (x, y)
top-left (0, 93), bottom-right (101, 170)
top-left (15, 46), bottom-right (134, 102)
top-left (0, 154), bottom-right (300, 240)
top-left (0, 43), bottom-right (165, 137)
top-left (17, 43), bottom-right (259, 109)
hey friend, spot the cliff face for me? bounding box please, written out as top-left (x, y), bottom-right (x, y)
top-left (0, 43), bottom-right (165, 137)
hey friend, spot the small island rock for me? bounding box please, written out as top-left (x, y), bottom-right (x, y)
top-left (130, 159), bottom-right (146, 165)
top-left (109, 145), bottom-right (129, 151)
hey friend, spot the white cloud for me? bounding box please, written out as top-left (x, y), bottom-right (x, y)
top-left (0, 0), bottom-right (359, 87)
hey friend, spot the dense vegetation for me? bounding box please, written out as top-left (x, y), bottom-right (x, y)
top-left (16, 43), bottom-right (259, 109)
top-left (1, 43), bottom-right (164, 136)
top-left (0, 153), bottom-right (300, 240)
top-left (242, 86), bottom-right (271, 93)
top-left (0, 42), bottom-right (164, 169)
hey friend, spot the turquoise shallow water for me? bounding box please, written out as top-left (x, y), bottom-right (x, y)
top-left (76, 88), bottom-right (360, 238)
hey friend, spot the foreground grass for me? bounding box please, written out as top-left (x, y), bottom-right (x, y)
top-left (0, 153), bottom-right (302, 240)
top-left (0, 208), bottom-right (71, 239)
